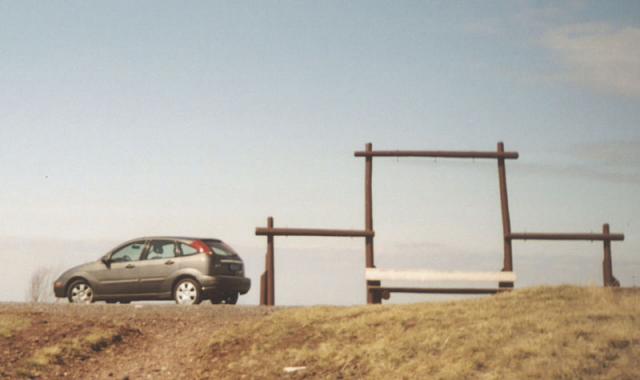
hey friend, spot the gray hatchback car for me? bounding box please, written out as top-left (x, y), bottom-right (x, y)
top-left (53, 237), bottom-right (251, 305)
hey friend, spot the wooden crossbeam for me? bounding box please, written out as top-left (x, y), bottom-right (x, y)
top-left (256, 227), bottom-right (374, 237)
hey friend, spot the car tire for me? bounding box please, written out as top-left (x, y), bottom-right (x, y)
top-left (224, 293), bottom-right (238, 305)
top-left (173, 278), bottom-right (202, 305)
top-left (67, 280), bottom-right (94, 304)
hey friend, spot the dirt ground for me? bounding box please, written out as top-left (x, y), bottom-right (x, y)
top-left (2, 287), bottom-right (639, 379)
top-left (0, 303), bottom-right (274, 379)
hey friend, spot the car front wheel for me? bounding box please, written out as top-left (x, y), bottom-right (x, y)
top-left (67, 280), bottom-right (94, 304)
top-left (174, 278), bottom-right (202, 305)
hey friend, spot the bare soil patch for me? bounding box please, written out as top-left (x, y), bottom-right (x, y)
top-left (0, 303), bottom-right (272, 379)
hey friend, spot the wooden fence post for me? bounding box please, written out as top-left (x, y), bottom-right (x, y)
top-left (602, 224), bottom-right (619, 287)
top-left (267, 217), bottom-right (275, 305)
top-left (365, 143), bottom-right (381, 304)
top-left (497, 142), bottom-right (514, 288)
top-left (260, 271), bottom-right (267, 306)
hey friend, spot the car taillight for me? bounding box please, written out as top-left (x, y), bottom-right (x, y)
top-left (191, 240), bottom-right (213, 255)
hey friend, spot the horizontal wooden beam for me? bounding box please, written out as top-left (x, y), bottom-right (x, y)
top-left (255, 227), bottom-right (374, 237)
top-left (365, 269), bottom-right (516, 283)
top-left (508, 232), bottom-right (624, 241)
top-left (354, 150), bottom-right (519, 159)
top-left (368, 286), bottom-right (511, 295)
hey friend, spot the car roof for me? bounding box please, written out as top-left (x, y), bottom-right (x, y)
top-left (128, 236), bottom-right (222, 243)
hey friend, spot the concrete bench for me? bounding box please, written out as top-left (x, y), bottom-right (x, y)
top-left (365, 268), bottom-right (516, 298)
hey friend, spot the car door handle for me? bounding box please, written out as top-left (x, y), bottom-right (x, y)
top-left (126, 264), bottom-right (135, 269)
top-left (165, 260), bottom-right (174, 265)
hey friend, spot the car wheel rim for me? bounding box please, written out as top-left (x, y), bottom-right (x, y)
top-left (71, 283), bottom-right (93, 304)
top-left (176, 282), bottom-right (197, 304)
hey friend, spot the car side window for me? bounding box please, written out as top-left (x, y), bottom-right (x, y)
top-left (110, 241), bottom-right (145, 262)
top-left (179, 243), bottom-right (198, 257)
top-left (146, 241), bottom-right (176, 260)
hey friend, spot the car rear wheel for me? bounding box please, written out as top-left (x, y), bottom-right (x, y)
top-left (67, 280), bottom-right (94, 304)
top-left (174, 278), bottom-right (202, 305)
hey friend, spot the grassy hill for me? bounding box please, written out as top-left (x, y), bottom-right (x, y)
top-left (204, 286), bottom-right (639, 379)
top-left (0, 286), bottom-right (638, 379)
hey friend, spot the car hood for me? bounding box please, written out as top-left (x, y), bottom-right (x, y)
top-left (57, 260), bottom-right (103, 281)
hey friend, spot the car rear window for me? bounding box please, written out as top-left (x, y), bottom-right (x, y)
top-left (179, 243), bottom-right (199, 256)
top-left (204, 240), bottom-right (238, 257)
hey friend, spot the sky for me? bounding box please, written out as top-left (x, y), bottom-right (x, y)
top-left (0, 1), bottom-right (638, 305)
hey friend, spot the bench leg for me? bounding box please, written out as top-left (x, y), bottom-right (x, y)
top-left (367, 280), bottom-right (382, 303)
top-left (498, 281), bottom-right (514, 289)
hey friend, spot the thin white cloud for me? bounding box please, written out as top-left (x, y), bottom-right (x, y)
top-left (518, 162), bottom-right (640, 185)
top-left (572, 140), bottom-right (640, 167)
top-left (543, 23), bottom-right (640, 97)
top-left (510, 141), bottom-right (640, 185)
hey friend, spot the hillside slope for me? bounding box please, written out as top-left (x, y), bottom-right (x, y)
top-left (203, 286), bottom-right (639, 379)
top-left (0, 286), bottom-right (638, 379)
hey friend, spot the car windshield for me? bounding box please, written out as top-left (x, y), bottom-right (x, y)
top-left (204, 240), bottom-right (238, 257)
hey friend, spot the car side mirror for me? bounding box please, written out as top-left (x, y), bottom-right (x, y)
top-left (101, 256), bottom-right (111, 268)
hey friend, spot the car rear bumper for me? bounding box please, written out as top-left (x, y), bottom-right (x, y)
top-left (200, 275), bottom-right (251, 296)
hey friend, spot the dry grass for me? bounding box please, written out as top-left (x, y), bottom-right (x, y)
top-left (205, 286), bottom-right (639, 379)
top-left (19, 325), bottom-right (137, 378)
top-left (0, 315), bottom-right (30, 338)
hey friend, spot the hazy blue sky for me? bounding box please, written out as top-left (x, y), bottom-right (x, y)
top-left (1, 1), bottom-right (638, 305)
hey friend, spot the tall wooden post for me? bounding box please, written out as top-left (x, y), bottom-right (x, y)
top-left (260, 235), bottom-right (269, 306)
top-left (365, 143), bottom-right (380, 303)
top-left (259, 271), bottom-right (267, 306)
top-left (602, 224), bottom-right (619, 287)
top-left (266, 216), bottom-right (275, 305)
top-left (497, 142), bottom-right (514, 288)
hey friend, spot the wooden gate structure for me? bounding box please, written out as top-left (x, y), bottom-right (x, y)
top-left (256, 142), bottom-right (625, 305)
